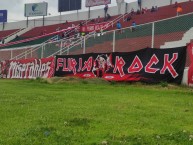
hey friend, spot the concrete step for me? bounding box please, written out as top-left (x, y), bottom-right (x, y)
top-left (160, 27), bottom-right (193, 48)
top-left (4, 27), bottom-right (34, 43)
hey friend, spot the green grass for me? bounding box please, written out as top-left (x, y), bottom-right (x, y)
top-left (0, 78), bottom-right (193, 145)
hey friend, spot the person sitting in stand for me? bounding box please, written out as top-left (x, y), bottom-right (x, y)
top-left (1, 38), bottom-right (4, 44)
top-left (145, 7), bottom-right (148, 12)
top-left (142, 8), bottom-right (146, 14)
top-left (107, 13), bottom-right (111, 20)
top-left (116, 21), bottom-right (122, 33)
top-left (125, 14), bottom-right (132, 21)
top-left (155, 6), bottom-right (158, 11)
top-left (91, 19), bottom-right (95, 22)
top-left (0, 38), bottom-right (3, 44)
top-left (136, 9), bottom-right (141, 15)
top-left (151, 6), bottom-right (156, 12)
top-left (131, 21), bottom-right (136, 32)
top-left (131, 8), bottom-right (135, 15)
top-left (174, 1), bottom-right (178, 8)
top-left (79, 22), bottom-right (83, 27)
top-left (63, 20), bottom-right (68, 25)
top-left (96, 16), bottom-right (100, 23)
top-left (15, 35), bottom-right (19, 40)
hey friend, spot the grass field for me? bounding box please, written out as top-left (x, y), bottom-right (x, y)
top-left (0, 77), bottom-right (193, 145)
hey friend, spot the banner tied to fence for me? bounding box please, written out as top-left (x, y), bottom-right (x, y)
top-left (55, 47), bottom-right (186, 84)
top-left (0, 57), bottom-right (55, 79)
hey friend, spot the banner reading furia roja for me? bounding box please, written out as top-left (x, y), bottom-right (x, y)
top-left (0, 57), bottom-right (55, 79)
top-left (55, 47), bottom-right (186, 84)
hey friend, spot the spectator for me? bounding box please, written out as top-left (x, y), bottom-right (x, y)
top-left (151, 6), bottom-right (156, 12)
top-left (104, 4), bottom-right (108, 19)
top-left (107, 13), bottom-right (111, 20)
top-left (145, 7), bottom-right (148, 12)
top-left (116, 21), bottom-right (122, 33)
top-left (0, 38), bottom-right (2, 44)
top-left (15, 35), bottom-right (19, 40)
top-left (79, 22), bottom-right (83, 27)
top-left (1, 38), bottom-right (4, 44)
top-left (97, 16), bottom-right (100, 23)
top-left (174, 1), bottom-right (178, 8)
top-left (142, 7), bottom-right (148, 14)
top-left (136, 9), bottom-right (141, 15)
top-left (176, 5), bottom-right (182, 16)
top-left (131, 21), bottom-right (136, 32)
top-left (155, 6), bottom-right (158, 11)
top-left (91, 19), bottom-right (95, 22)
top-left (131, 8), bottom-right (135, 15)
top-left (126, 14), bottom-right (132, 21)
top-left (138, 0), bottom-right (142, 10)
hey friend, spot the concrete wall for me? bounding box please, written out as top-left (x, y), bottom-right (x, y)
top-left (182, 67), bottom-right (189, 85)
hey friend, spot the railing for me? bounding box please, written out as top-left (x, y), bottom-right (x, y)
top-left (9, 14), bottom-right (126, 60)
top-left (47, 13), bottom-right (128, 57)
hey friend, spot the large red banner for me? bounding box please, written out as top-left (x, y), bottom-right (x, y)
top-left (0, 57), bottom-right (55, 79)
top-left (80, 22), bottom-right (109, 33)
top-left (55, 47), bottom-right (187, 84)
top-left (188, 43), bottom-right (193, 85)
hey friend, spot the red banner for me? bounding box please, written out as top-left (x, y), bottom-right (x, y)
top-left (0, 57), bottom-right (55, 79)
top-left (80, 22), bottom-right (109, 32)
top-left (188, 43), bottom-right (193, 85)
top-left (55, 47), bottom-right (187, 84)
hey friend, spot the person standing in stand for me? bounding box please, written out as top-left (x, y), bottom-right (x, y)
top-left (104, 4), bottom-right (108, 20)
top-left (176, 5), bottom-right (182, 16)
top-left (138, 0), bottom-right (142, 11)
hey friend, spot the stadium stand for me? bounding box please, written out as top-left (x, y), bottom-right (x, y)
top-left (0, 13), bottom-right (124, 49)
top-left (0, 0), bottom-right (193, 63)
top-left (0, 29), bottom-right (19, 43)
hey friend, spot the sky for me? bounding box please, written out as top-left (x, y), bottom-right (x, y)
top-left (0, 0), bottom-right (136, 22)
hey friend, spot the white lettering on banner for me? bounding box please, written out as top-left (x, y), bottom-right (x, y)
top-left (87, 26), bottom-right (95, 31)
top-left (0, 13), bottom-right (3, 16)
top-left (7, 60), bottom-right (51, 79)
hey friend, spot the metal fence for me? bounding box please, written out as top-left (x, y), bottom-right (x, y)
top-left (0, 12), bottom-right (193, 67)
